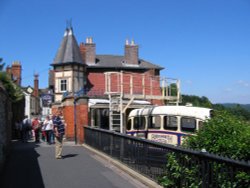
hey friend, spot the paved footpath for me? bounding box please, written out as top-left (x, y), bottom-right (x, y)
top-left (0, 140), bottom-right (151, 188)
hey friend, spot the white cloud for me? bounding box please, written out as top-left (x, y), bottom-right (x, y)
top-left (237, 80), bottom-right (249, 88)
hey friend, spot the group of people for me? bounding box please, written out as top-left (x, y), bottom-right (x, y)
top-left (16, 111), bottom-right (65, 159)
top-left (17, 115), bottom-right (55, 144)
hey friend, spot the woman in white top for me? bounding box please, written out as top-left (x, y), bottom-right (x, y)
top-left (43, 115), bottom-right (54, 144)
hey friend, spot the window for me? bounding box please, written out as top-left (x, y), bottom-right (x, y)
top-left (127, 119), bottom-right (132, 130)
top-left (148, 116), bottom-right (161, 129)
top-left (60, 79), bottom-right (67, 92)
top-left (181, 117), bottom-right (196, 132)
top-left (164, 116), bottom-right (177, 130)
top-left (134, 116), bottom-right (146, 130)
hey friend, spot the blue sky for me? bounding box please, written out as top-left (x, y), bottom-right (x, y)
top-left (0, 0), bottom-right (250, 104)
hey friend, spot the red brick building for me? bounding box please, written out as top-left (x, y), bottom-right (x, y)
top-left (50, 27), bottom-right (180, 142)
top-left (6, 61), bottom-right (22, 86)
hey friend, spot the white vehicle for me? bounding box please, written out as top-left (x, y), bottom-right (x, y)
top-left (126, 106), bottom-right (213, 146)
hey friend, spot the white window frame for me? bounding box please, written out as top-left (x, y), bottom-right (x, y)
top-left (60, 79), bottom-right (68, 92)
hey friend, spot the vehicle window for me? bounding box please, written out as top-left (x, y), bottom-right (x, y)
top-left (127, 119), bottom-right (132, 130)
top-left (134, 116), bottom-right (146, 130)
top-left (181, 117), bottom-right (196, 132)
top-left (148, 116), bottom-right (161, 129)
top-left (163, 116), bottom-right (177, 130)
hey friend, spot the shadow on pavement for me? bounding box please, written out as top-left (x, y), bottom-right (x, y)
top-left (62, 154), bottom-right (78, 159)
top-left (0, 140), bottom-right (45, 188)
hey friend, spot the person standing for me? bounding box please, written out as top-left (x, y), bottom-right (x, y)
top-left (32, 117), bottom-right (40, 143)
top-left (53, 111), bottom-right (65, 159)
top-left (22, 115), bottom-right (31, 142)
top-left (43, 115), bottom-right (53, 144)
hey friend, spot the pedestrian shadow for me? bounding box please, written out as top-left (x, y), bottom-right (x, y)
top-left (62, 154), bottom-right (78, 159)
top-left (0, 140), bottom-right (45, 188)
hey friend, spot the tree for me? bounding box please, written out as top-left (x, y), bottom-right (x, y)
top-left (159, 110), bottom-right (250, 187)
top-left (0, 58), bottom-right (5, 71)
top-left (184, 110), bottom-right (250, 160)
top-left (226, 105), bottom-right (250, 121)
top-left (180, 94), bottom-right (250, 121)
top-left (180, 94), bottom-right (213, 108)
top-left (0, 72), bottom-right (24, 102)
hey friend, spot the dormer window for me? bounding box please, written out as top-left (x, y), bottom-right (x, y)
top-left (60, 79), bottom-right (67, 92)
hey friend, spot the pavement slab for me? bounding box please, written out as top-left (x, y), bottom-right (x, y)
top-left (0, 140), bottom-right (150, 188)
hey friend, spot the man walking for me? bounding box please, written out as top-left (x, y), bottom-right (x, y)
top-left (53, 111), bottom-right (65, 159)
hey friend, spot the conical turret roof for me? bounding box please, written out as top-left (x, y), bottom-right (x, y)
top-left (53, 27), bottom-right (83, 64)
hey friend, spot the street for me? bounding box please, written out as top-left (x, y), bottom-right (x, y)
top-left (0, 140), bottom-right (150, 188)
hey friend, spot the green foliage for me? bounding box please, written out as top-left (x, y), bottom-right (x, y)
top-left (181, 95), bottom-right (213, 108)
top-left (159, 110), bottom-right (250, 187)
top-left (226, 105), bottom-right (250, 121)
top-left (162, 83), bottom-right (178, 97)
top-left (159, 153), bottom-right (202, 188)
top-left (0, 58), bottom-right (5, 71)
top-left (169, 83), bottom-right (177, 96)
top-left (183, 110), bottom-right (250, 160)
top-left (0, 72), bottom-right (24, 102)
top-left (180, 94), bottom-right (250, 121)
top-left (223, 103), bottom-right (250, 112)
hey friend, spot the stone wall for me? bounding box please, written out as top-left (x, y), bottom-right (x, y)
top-left (0, 81), bottom-right (12, 174)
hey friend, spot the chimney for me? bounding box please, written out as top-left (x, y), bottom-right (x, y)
top-left (84, 37), bottom-right (96, 64)
top-left (124, 39), bottom-right (139, 65)
top-left (11, 61), bottom-right (22, 86)
top-left (33, 73), bottom-right (39, 97)
top-left (79, 43), bottom-right (87, 64)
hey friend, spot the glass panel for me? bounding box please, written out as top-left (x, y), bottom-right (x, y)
top-left (134, 117), bottom-right (146, 130)
top-left (148, 116), bottom-right (161, 129)
top-left (164, 116), bottom-right (177, 130)
top-left (127, 119), bottom-right (132, 130)
top-left (60, 79), bottom-right (67, 92)
top-left (181, 117), bottom-right (196, 132)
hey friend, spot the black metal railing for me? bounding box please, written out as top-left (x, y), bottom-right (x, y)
top-left (84, 127), bottom-right (250, 187)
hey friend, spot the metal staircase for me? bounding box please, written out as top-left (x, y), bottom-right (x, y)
top-left (109, 95), bottom-right (122, 132)
top-left (104, 71), bottom-right (181, 133)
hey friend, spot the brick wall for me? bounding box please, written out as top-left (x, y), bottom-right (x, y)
top-left (6, 61), bottom-right (22, 86)
top-left (87, 72), bottom-right (106, 95)
top-left (62, 99), bottom-right (75, 140)
top-left (75, 97), bottom-right (89, 143)
top-left (87, 70), bottom-right (163, 104)
top-left (52, 97), bottom-right (88, 144)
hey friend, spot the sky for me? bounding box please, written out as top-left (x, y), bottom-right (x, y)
top-left (0, 0), bottom-right (250, 104)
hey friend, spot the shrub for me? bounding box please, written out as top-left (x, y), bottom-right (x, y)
top-left (159, 110), bottom-right (250, 187)
top-left (183, 110), bottom-right (250, 161)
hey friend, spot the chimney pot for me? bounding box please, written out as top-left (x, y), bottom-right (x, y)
top-left (125, 39), bottom-right (129, 45)
top-left (89, 37), bottom-right (93, 44)
top-left (131, 39), bottom-right (135, 46)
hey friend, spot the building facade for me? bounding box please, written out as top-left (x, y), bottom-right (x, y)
top-left (50, 26), bottom-right (180, 141)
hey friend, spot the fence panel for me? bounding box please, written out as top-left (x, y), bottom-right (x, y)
top-left (84, 127), bottom-right (250, 187)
